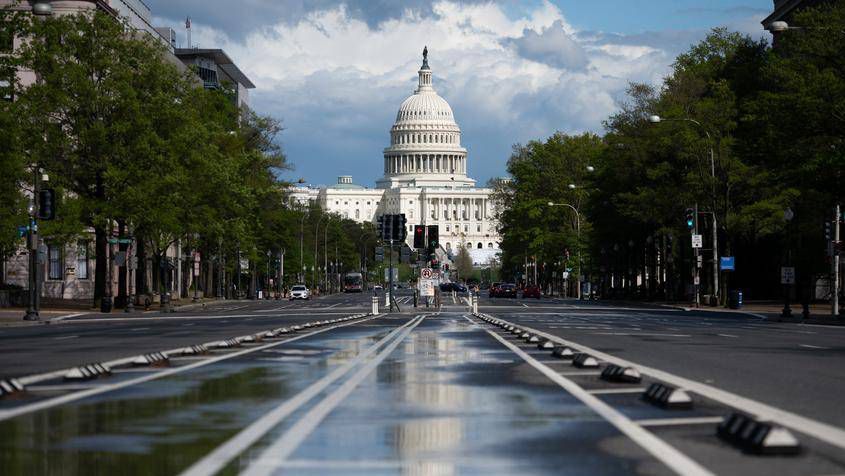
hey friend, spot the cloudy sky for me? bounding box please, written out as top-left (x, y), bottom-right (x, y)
top-left (147, 0), bottom-right (773, 188)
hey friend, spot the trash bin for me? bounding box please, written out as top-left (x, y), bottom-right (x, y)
top-left (728, 290), bottom-right (743, 309)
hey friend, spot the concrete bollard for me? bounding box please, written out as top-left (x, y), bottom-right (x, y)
top-left (371, 295), bottom-right (379, 315)
top-left (472, 295), bottom-right (478, 315)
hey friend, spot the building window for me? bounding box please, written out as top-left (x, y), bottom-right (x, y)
top-left (477, 243), bottom-right (483, 249)
top-left (77, 241), bottom-right (89, 279)
top-left (0, 28), bottom-right (12, 52)
top-left (0, 77), bottom-right (11, 102)
top-left (467, 243), bottom-right (472, 249)
top-left (446, 225), bottom-right (450, 232)
top-left (48, 244), bottom-right (63, 280)
top-left (446, 243), bottom-right (451, 251)
top-left (464, 225), bottom-right (468, 232)
top-left (477, 225), bottom-right (481, 232)
top-left (355, 209), bottom-right (360, 219)
top-left (488, 243), bottom-right (494, 249)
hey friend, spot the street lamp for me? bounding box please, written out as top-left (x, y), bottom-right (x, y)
top-left (314, 213), bottom-right (326, 291)
top-left (649, 113), bottom-right (720, 305)
top-left (547, 201), bottom-right (582, 300)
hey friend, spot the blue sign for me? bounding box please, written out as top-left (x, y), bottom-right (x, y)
top-left (17, 225), bottom-right (28, 238)
top-left (720, 256), bottom-right (735, 271)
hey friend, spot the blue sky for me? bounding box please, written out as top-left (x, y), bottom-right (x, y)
top-left (147, 0), bottom-right (774, 188)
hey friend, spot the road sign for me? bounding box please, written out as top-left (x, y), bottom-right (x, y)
top-left (114, 251), bottom-right (126, 267)
top-left (720, 256), bottom-right (735, 271)
top-left (421, 267), bottom-right (433, 279)
top-left (419, 278), bottom-right (435, 297)
top-left (384, 267), bottom-right (398, 281)
top-left (781, 266), bottom-right (795, 285)
top-left (17, 225), bottom-right (27, 238)
top-left (562, 271), bottom-right (570, 280)
top-left (691, 234), bottom-right (703, 248)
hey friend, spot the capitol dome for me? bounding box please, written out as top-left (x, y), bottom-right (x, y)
top-left (377, 48), bottom-right (473, 189)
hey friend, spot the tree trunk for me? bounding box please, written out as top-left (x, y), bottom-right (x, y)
top-left (94, 226), bottom-right (107, 308)
top-left (116, 220), bottom-right (127, 307)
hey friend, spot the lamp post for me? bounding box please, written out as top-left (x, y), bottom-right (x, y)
top-left (548, 202), bottom-right (581, 299)
top-left (782, 207), bottom-right (795, 318)
top-left (649, 114), bottom-right (720, 305)
top-left (299, 211), bottom-right (307, 283)
top-left (314, 214), bottom-right (325, 291)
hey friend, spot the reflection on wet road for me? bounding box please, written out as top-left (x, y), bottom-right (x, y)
top-left (0, 311), bottom-right (668, 475)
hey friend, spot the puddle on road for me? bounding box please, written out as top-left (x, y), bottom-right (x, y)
top-left (237, 316), bottom-right (663, 476)
top-left (0, 324), bottom-right (397, 475)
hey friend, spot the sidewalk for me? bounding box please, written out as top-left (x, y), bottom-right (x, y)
top-left (658, 301), bottom-right (845, 326)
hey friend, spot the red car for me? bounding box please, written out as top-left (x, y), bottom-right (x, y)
top-left (522, 285), bottom-right (541, 299)
top-left (489, 282), bottom-right (501, 298)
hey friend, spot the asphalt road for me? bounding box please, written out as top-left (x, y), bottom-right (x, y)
top-left (0, 293), bottom-right (843, 475)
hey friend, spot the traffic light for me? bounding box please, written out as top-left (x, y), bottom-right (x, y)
top-left (427, 225), bottom-right (439, 253)
top-left (391, 213), bottom-right (407, 242)
top-left (413, 225), bottom-right (425, 249)
top-left (377, 216), bottom-right (385, 240)
top-left (824, 221), bottom-right (832, 241)
top-left (384, 214), bottom-right (393, 241)
top-left (38, 188), bottom-right (55, 220)
top-left (684, 208), bottom-right (695, 230)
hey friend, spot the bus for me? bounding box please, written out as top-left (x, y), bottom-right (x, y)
top-left (343, 272), bottom-right (364, 293)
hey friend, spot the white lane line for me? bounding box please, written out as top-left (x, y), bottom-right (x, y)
top-left (592, 332), bottom-right (691, 337)
top-left (637, 417), bottom-right (724, 427)
top-left (799, 344), bottom-right (830, 350)
top-left (52, 335), bottom-right (78, 340)
top-left (484, 314), bottom-right (845, 452)
top-left (589, 388), bottom-right (646, 395)
top-left (325, 303), bottom-right (340, 309)
top-left (48, 312), bottom-right (88, 322)
top-left (521, 303), bottom-right (529, 308)
top-left (717, 334), bottom-right (739, 338)
top-left (241, 316), bottom-right (426, 476)
top-left (65, 311), bottom-right (360, 323)
top-left (0, 315), bottom-right (376, 424)
top-left (130, 327), bottom-right (149, 332)
top-left (179, 315), bottom-right (423, 476)
top-left (474, 318), bottom-right (713, 476)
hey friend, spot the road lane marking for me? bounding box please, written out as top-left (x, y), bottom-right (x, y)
top-left (637, 416), bottom-right (724, 427)
top-left (482, 313), bottom-right (845, 452)
top-left (473, 316), bottom-right (713, 476)
top-left (130, 327), bottom-right (149, 331)
top-left (592, 332), bottom-right (691, 337)
top-left (717, 334), bottom-right (738, 338)
top-left (52, 335), bottom-right (78, 340)
top-left (240, 315), bottom-right (427, 476)
top-left (0, 315), bottom-right (377, 424)
top-left (179, 315), bottom-right (424, 476)
top-left (799, 344), bottom-right (829, 350)
top-left (589, 388), bottom-right (646, 395)
top-left (48, 312), bottom-right (88, 322)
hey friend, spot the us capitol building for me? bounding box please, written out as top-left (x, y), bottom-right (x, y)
top-left (291, 49), bottom-right (501, 261)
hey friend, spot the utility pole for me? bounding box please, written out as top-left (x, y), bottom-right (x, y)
top-left (694, 204), bottom-right (701, 308)
top-left (834, 204), bottom-right (841, 317)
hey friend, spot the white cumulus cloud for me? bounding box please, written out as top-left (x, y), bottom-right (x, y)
top-left (157, 1), bottom-right (684, 186)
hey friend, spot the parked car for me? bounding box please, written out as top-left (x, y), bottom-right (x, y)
top-left (498, 283), bottom-right (517, 298)
top-left (289, 284), bottom-right (310, 300)
top-left (453, 283), bottom-right (468, 293)
top-left (489, 282), bottom-right (501, 298)
top-left (373, 284), bottom-right (383, 291)
top-left (522, 284), bottom-right (542, 299)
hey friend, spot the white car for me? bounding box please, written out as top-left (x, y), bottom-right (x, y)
top-left (289, 285), bottom-right (310, 300)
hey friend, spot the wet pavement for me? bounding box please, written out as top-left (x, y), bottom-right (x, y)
top-left (1, 297), bottom-right (844, 475)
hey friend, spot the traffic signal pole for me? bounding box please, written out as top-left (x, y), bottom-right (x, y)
top-left (834, 204), bottom-right (840, 317)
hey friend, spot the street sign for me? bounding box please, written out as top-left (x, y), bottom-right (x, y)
top-left (419, 278), bottom-right (435, 297)
top-left (421, 268), bottom-right (434, 279)
top-left (781, 266), bottom-right (795, 285)
top-left (114, 251), bottom-right (126, 267)
top-left (384, 267), bottom-right (398, 281)
top-left (562, 271), bottom-right (570, 280)
top-left (720, 256), bottom-right (735, 271)
top-left (691, 234), bottom-right (703, 248)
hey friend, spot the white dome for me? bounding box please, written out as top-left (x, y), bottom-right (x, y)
top-left (395, 93), bottom-right (456, 125)
top-left (378, 49), bottom-right (474, 189)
